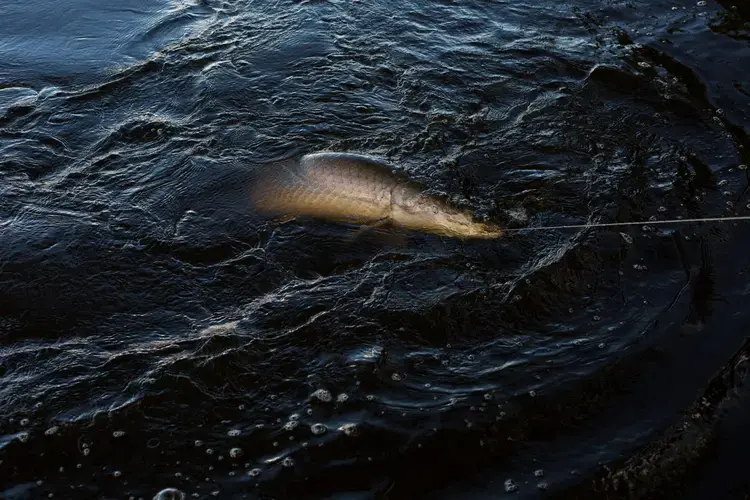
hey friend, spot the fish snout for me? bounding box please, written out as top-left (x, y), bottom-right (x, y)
top-left (474, 221), bottom-right (504, 238)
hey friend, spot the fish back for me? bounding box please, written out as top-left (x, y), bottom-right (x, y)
top-left (250, 152), bottom-right (405, 223)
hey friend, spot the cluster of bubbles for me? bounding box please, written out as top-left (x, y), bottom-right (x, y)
top-left (503, 469), bottom-right (548, 494)
top-left (3, 359), bottom-right (603, 498)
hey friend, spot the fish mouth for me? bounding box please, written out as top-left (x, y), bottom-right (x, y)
top-left (438, 221), bottom-right (504, 239)
top-left (464, 218), bottom-right (505, 238)
top-left (471, 224), bottom-right (504, 239)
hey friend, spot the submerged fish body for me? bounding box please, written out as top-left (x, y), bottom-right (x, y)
top-left (250, 152), bottom-right (503, 239)
top-left (250, 152), bottom-right (400, 225)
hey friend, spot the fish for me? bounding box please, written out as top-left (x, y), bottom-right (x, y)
top-left (249, 152), bottom-right (503, 239)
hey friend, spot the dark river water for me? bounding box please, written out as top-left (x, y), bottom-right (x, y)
top-left (2, 0), bottom-right (750, 498)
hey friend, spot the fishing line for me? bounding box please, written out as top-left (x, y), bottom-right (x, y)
top-left (503, 214), bottom-right (750, 233)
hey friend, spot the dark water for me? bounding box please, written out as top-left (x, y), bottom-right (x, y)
top-left (2, 0), bottom-right (750, 498)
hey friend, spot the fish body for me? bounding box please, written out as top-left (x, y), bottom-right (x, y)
top-left (250, 152), bottom-right (503, 239)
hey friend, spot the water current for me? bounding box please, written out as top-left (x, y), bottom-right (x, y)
top-left (1, 0), bottom-right (750, 498)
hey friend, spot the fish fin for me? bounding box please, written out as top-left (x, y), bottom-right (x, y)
top-left (343, 217), bottom-right (391, 243)
top-left (353, 225), bottom-right (410, 248)
top-left (376, 229), bottom-right (410, 247)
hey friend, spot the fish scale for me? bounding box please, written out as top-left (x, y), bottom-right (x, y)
top-left (253, 153), bottom-right (400, 223)
top-left (250, 152), bottom-right (503, 239)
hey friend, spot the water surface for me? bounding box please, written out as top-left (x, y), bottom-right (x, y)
top-left (1, 0), bottom-right (750, 498)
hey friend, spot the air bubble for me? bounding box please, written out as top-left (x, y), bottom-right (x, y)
top-left (227, 429), bottom-right (241, 437)
top-left (289, 413), bottom-right (300, 421)
top-left (391, 373), bottom-right (402, 381)
top-left (20, 418), bottom-right (29, 426)
top-left (205, 448), bottom-right (214, 455)
top-left (113, 430), bottom-right (125, 438)
top-left (504, 479), bottom-right (518, 492)
top-left (484, 393), bottom-right (492, 400)
top-left (194, 440), bottom-right (203, 447)
top-left (283, 421), bottom-right (299, 431)
top-left (229, 448), bottom-right (243, 458)
top-left (739, 164), bottom-right (747, 170)
top-left (17, 432), bottom-right (29, 443)
top-left (311, 423), bottom-right (327, 435)
top-left (248, 468), bottom-right (261, 477)
top-left (153, 488), bottom-right (185, 500)
top-left (340, 423), bottom-right (359, 437)
top-left (311, 389), bottom-right (332, 403)
top-left (366, 395), bottom-right (375, 401)
top-left (113, 470), bottom-right (122, 478)
top-left (282, 457), bottom-right (295, 467)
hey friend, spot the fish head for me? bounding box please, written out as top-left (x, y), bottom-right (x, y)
top-left (392, 188), bottom-right (503, 239)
